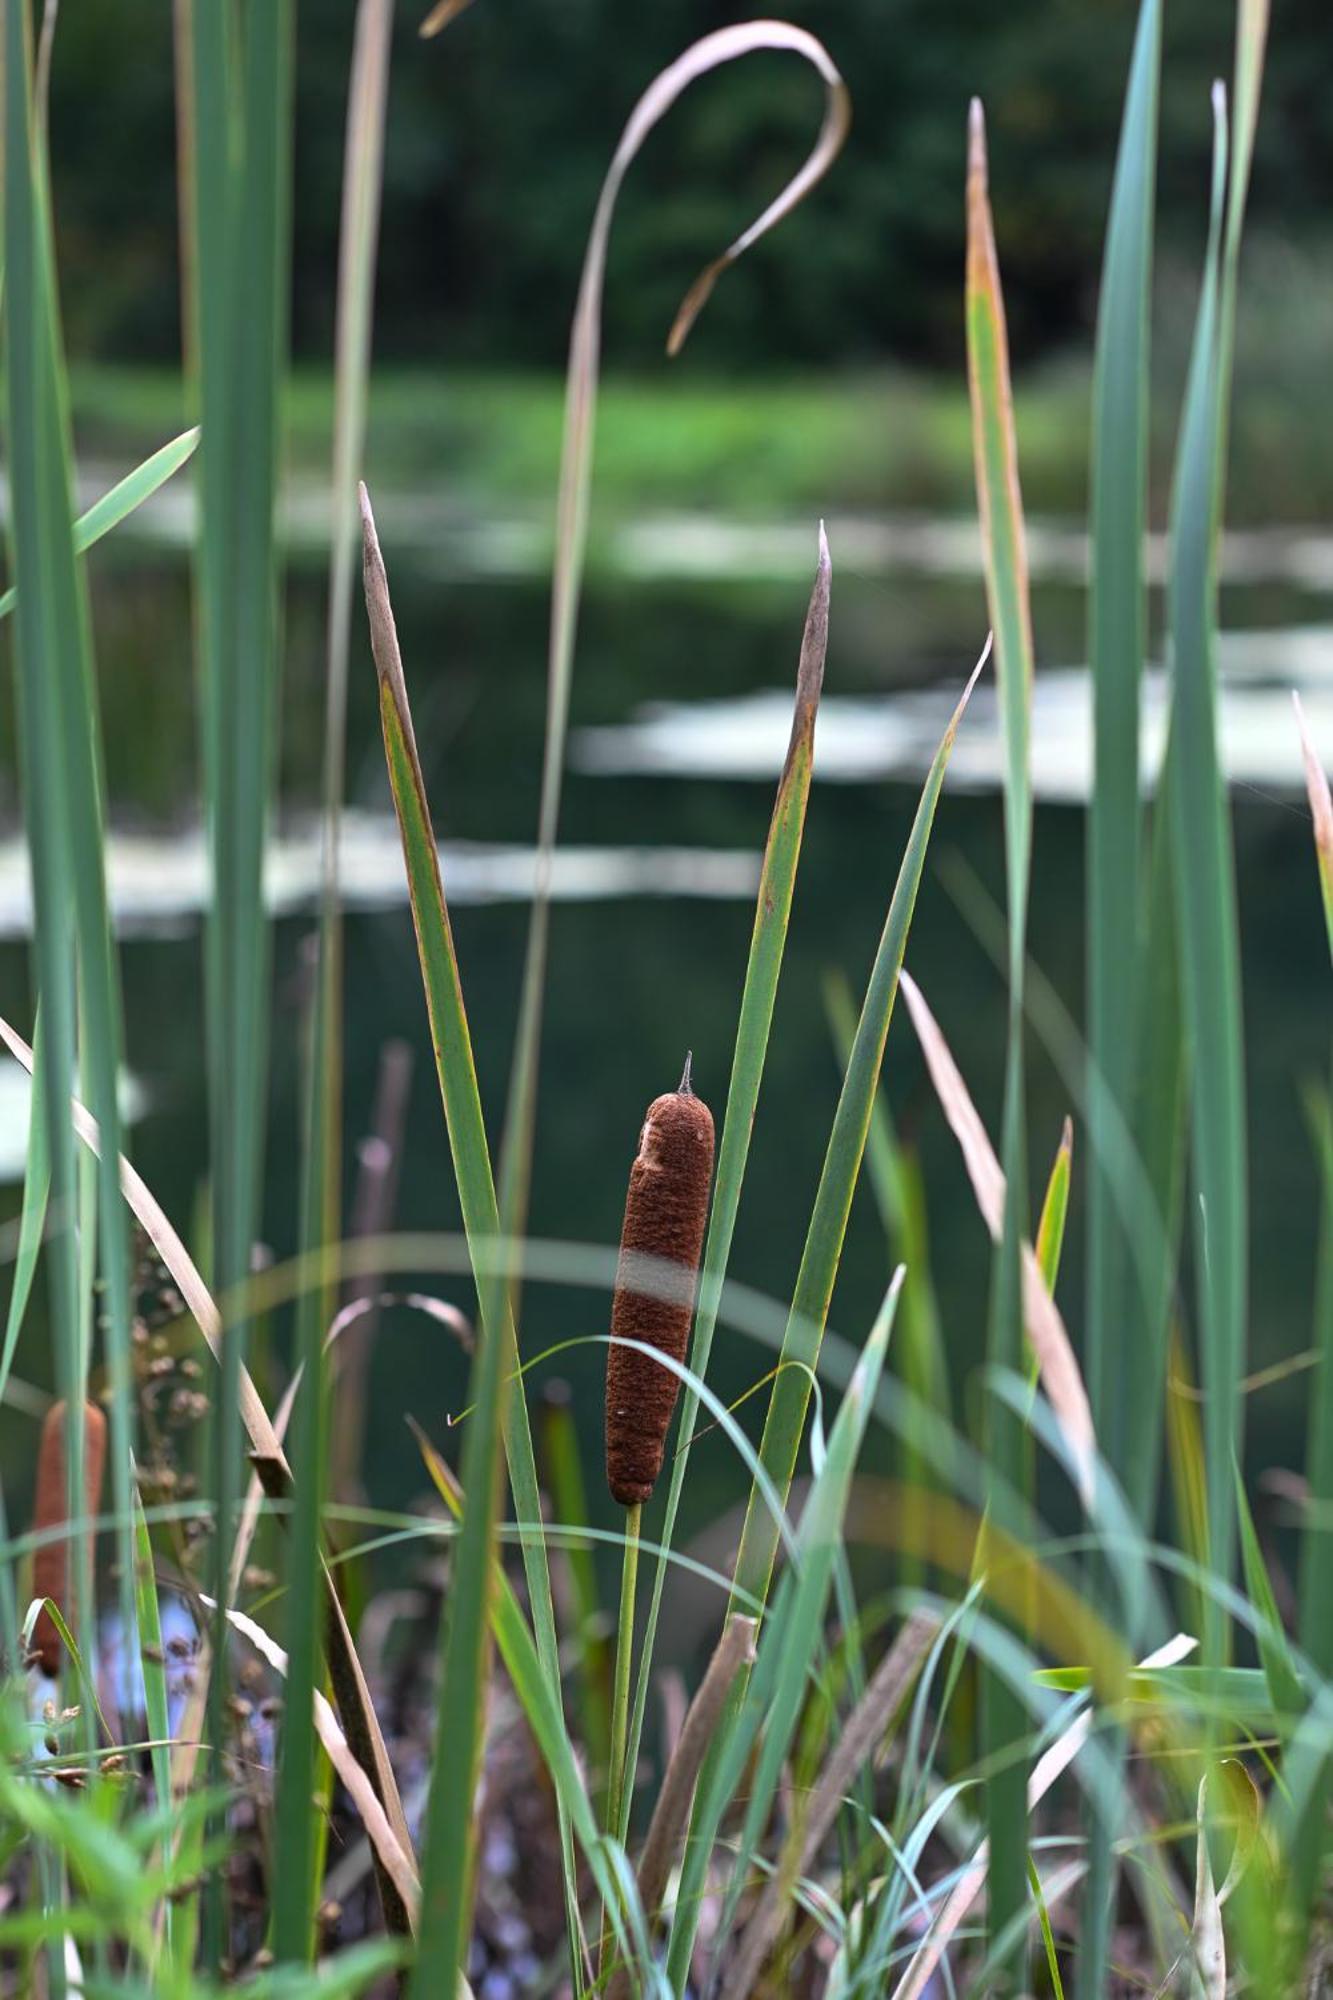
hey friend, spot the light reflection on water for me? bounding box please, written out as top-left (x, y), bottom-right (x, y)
top-left (575, 626), bottom-right (1333, 801)
top-left (51, 462), bottom-right (1333, 595)
top-left (0, 816), bottom-right (761, 939)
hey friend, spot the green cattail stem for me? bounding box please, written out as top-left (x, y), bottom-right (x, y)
top-left (607, 1499), bottom-right (641, 1841)
top-left (600, 1498), bottom-right (641, 1982)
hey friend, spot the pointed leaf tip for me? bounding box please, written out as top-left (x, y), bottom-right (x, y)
top-left (967, 98), bottom-right (987, 183)
top-left (419, 0), bottom-right (475, 35)
top-left (790, 523), bottom-right (832, 731)
top-left (358, 481), bottom-right (378, 560)
top-left (946, 631), bottom-right (993, 740)
top-left (966, 630), bottom-right (994, 698)
top-left (359, 483), bottom-right (413, 736)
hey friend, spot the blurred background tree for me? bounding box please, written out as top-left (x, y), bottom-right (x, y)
top-left (48, 0), bottom-right (1333, 372)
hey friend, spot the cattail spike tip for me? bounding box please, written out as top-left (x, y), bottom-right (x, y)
top-left (679, 1051), bottom-right (694, 1095)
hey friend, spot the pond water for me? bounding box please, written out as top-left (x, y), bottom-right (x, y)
top-left (0, 496), bottom-right (1328, 1617)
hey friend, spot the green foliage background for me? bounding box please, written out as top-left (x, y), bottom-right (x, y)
top-left (50, 0), bottom-right (1333, 369)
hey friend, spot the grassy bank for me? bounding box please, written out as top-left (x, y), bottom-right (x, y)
top-left (68, 348), bottom-right (1333, 529)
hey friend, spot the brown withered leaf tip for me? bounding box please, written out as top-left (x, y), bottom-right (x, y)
top-left (31, 1399), bottom-right (107, 1680)
top-left (605, 1065), bottom-right (715, 1507)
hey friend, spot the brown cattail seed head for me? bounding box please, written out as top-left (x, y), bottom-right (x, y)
top-left (605, 1062), bottom-right (715, 1506)
top-left (31, 1399), bottom-right (107, 1680)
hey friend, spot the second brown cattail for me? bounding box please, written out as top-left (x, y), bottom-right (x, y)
top-left (605, 1058), bottom-right (715, 1507)
top-left (30, 1399), bottom-right (107, 1679)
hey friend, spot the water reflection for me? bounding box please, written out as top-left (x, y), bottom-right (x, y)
top-left (575, 626), bottom-right (1333, 800)
top-left (0, 818), bottom-right (760, 938)
top-left (0, 505), bottom-right (1327, 1576)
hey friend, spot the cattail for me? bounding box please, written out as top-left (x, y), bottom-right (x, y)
top-left (30, 1399), bottom-right (107, 1679)
top-left (605, 1058), bottom-right (715, 1507)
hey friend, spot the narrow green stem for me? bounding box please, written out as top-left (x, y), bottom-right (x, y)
top-left (607, 1501), bottom-right (641, 1842)
top-left (598, 1500), bottom-right (641, 1987)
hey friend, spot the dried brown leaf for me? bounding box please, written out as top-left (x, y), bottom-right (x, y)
top-left (898, 971), bottom-right (1096, 1500)
top-left (206, 1597), bottom-right (421, 1921)
top-left (0, 1010), bottom-right (417, 1923)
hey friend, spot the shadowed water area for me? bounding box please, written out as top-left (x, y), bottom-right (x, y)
top-left (0, 490), bottom-right (1327, 1627)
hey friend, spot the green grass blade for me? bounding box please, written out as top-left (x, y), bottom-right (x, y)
top-left (966, 99), bottom-right (1036, 1986)
top-left (1028, 1854), bottom-right (1067, 2000)
top-left (361, 490), bottom-right (563, 1994)
top-left (1213, 0), bottom-right (1270, 519)
top-left (3, 0), bottom-right (138, 1731)
top-left (698, 1276), bottom-right (902, 1980)
top-left (322, 0), bottom-right (392, 868)
top-left (1163, 0), bottom-right (1270, 1657)
top-left (621, 531), bottom-right (829, 1841)
top-left (1165, 89), bottom-right (1246, 1665)
top-left (0, 426), bottom-right (200, 622)
top-left (275, 1092), bottom-right (335, 1962)
top-left (178, 0), bottom-right (295, 1954)
top-left (410, 1420), bottom-right (642, 1981)
top-left (729, 648), bottom-right (985, 1618)
top-left (131, 1480), bottom-right (174, 1967)
top-left (297, 0), bottom-right (396, 1342)
top-left (496, 26), bottom-right (848, 1299)
top-left (0, 1013), bottom-right (50, 1415)
top-left (1124, 805), bottom-right (1188, 1529)
top-left (276, 1), bottom-right (395, 1962)
top-left (19, 1596), bottom-right (114, 1745)
top-left (1289, 1088), bottom-right (1333, 1951)
top-left (1087, 16), bottom-right (1165, 1884)
top-left (1035, 1118), bottom-right (1073, 1296)
top-left (1233, 1462), bottom-right (1303, 1722)
top-left (540, 1386), bottom-right (612, 1801)
top-left (539, 1387), bottom-right (610, 1983)
top-left (1299, 1086), bottom-right (1333, 1671)
top-left (966, 111), bottom-right (1033, 977)
top-left (665, 647), bottom-right (982, 1991)
top-left (1085, 0), bottom-right (1161, 1488)
top-left (2, 0), bottom-right (84, 1671)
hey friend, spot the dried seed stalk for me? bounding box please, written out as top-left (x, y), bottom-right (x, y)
top-left (605, 1061), bottom-right (715, 1507)
top-left (31, 1399), bottom-right (106, 1678)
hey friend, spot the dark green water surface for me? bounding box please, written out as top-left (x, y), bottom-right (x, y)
top-left (0, 539), bottom-right (1327, 1637)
